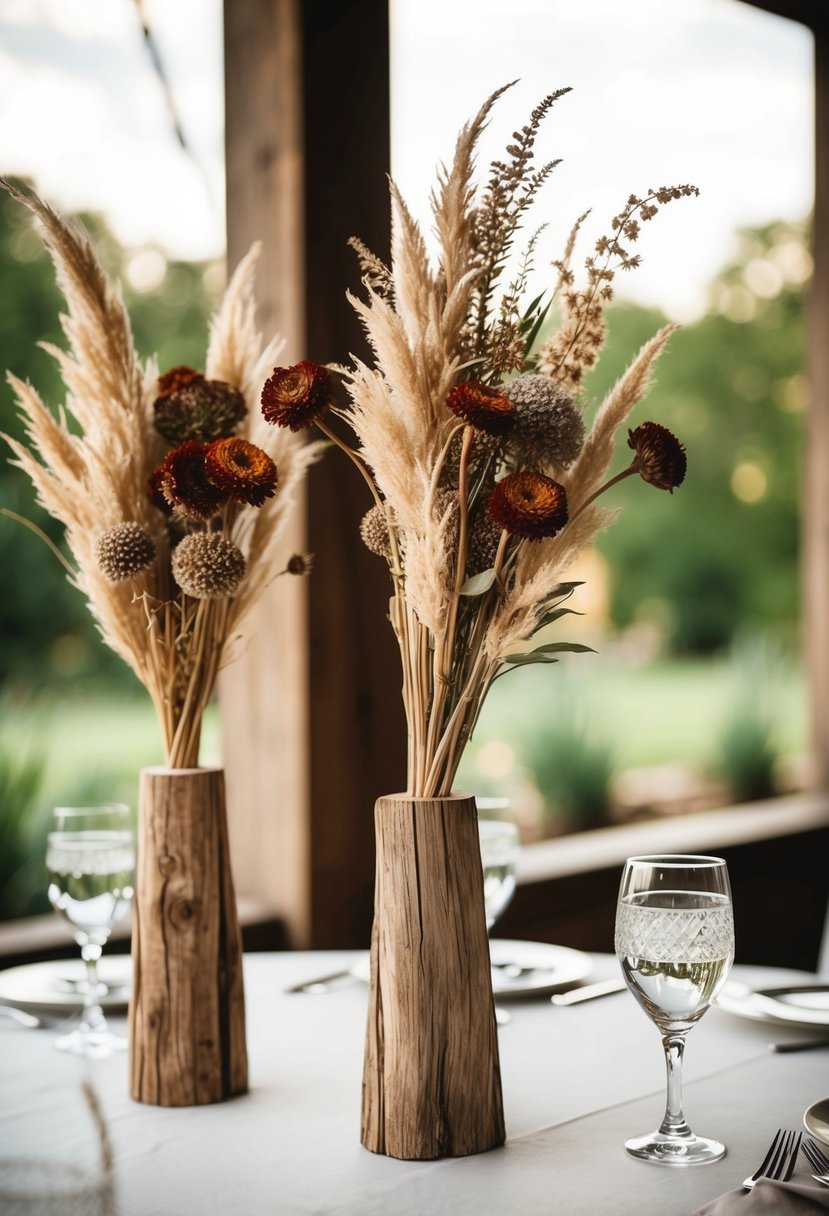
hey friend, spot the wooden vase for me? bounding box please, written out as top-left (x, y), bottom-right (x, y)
top-left (129, 766), bottom-right (248, 1106)
top-left (361, 792), bottom-right (505, 1160)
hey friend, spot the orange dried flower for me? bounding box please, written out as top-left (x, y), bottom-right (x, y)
top-left (205, 437), bottom-right (277, 507)
top-left (157, 440), bottom-right (225, 520)
top-left (627, 421), bottom-right (687, 492)
top-left (156, 365), bottom-right (204, 396)
top-left (488, 470), bottom-right (568, 540)
top-left (447, 381), bottom-right (515, 436)
top-left (261, 361), bottom-right (332, 431)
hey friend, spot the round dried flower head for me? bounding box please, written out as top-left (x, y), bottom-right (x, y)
top-left (488, 470), bottom-right (569, 541)
top-left (171, 533), bottom-right (246, 599)
top-left (205, 437), bottom-right (277, 507)
top-left (360, 503), bottom-right (392, 560)
top-left (502, 374), bottom-right (585, 470)
top-left (96, 522), bottom-right (156, 583)
top-left (447, 381), bottom-right (515, 436)
top-left (158, 441), bottom-right (226, 520)
top-left (628, 421), bottom-right (687, 492)
top-left (153, 376), bottom-right (246, 444)
top-left (261, 361), bottom-right (332, 431)
top-left (466, 508), bottom-right (502, 575)
top-left (286, 553), bottom-right (314, 576)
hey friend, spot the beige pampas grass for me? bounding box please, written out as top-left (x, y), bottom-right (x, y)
top-left (260, 87), bottom-right (696, 797)
top-left (2, 179), bottom-right (314, 768)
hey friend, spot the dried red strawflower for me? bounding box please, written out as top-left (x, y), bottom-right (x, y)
top-left (261, 361), bottom-right (332, 431)
top-left (205, 437), bottom-right (277, 507)
top-left (156, 440), bottom-right (226, 520)
top-left (147, 466), bottom-right (173, 514)
top-left (488, 470), bottom-right (569, 540)
top-left (156, 365), bottom-right (204, 396)
top-left (447, 381), bottom-right (515, 436)
top-left (627, 421), bottom-right (687, 492)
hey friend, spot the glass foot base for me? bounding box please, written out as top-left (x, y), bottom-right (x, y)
top-left (625, 1130), bottom-right (726, 1167)
top-left (55, 1026), bottom-right (127, 1059)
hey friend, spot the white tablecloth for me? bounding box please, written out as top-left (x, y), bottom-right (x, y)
top-left (1, 952), bottom-right (825, 1216)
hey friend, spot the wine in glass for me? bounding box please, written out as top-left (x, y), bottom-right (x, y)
top-left (477, 798), bottom-right (520, 1025)
top-left (46, 803), bottom-right (135, 1057)
top-left (614, 854), bottom-right (734, 1166)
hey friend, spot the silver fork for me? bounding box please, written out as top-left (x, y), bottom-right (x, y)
top-left (802, 1138), bottom-right (829, 1186)
top-left (742, 1129), bottom-right (802, 1189)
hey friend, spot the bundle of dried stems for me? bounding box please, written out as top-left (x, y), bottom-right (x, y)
top-left (262, 85), bottom-right (693, 799)
top-left (2, 180), bottom-right (316, 768)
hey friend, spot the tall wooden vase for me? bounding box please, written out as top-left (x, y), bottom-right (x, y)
top-left (129, 766), bottom-right (248, 1106)
top-left (361, 792), bottom-right (505, 1160)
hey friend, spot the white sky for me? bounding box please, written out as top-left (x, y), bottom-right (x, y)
top-left (0, 0), bottom-right (814, 321)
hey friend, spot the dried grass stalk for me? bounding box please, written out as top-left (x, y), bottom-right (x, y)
top-left (2, 180), bottom-right (313, 767)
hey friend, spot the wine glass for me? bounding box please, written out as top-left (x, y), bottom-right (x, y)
top-left (477, 798), bottom-right (521, 1025)
top-left (614, 854), bottom-right (735, 1166)
top-left (46, 803), bottom-right (135, 1057)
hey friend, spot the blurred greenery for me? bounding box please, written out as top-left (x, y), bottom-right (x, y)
top-left (717, 632), bottom-right (786, 802)
top-left (517, 674), bottom-right (616, 831)
top-left (577, 219), bottom-right (806, 655)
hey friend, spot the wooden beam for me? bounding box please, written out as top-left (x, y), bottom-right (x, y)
top-left (222, 0), bottom-right (403, 947)
top-left (806, 25), bottom-right (829, 789)
top-left (221, 0), bottom-right (311, 944)
top-left (300, 0), bottom-right (405, 947)
top-left (735, 0), bottom-right (828, 32)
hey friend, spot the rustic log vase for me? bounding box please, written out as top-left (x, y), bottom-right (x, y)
top-left (129, 766), bottom-right (247, 1106)
top-left (361, 792), bottom-right (505, 1160)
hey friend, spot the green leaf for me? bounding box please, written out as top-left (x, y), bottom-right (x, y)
top-left (460, 568), bottom-right (496, 596)
top-left (523, 297), bottom-right (554, 356)
top-left (502, 640), bottom-right (596, 667)
top-left (533, 606), bottom-right (584, 632)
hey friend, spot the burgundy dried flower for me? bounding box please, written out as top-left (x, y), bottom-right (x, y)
top-left (205, 437), bottom-right (277, 507)
top-left (447, 381), bottom-right (515, 437)
top-left (156, 441), bottom-right (226, 520)
top-left (488, 470), bottom-right (569, 541)
top-left (627, 421), bottom-right (687, 492)
top-left (260, 361), bottom-right (333, 431)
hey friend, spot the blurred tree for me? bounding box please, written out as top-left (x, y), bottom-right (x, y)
top-left (578, 220), bottom-right (807, 654)
top-left (0, 184), bottom-right (219, 693)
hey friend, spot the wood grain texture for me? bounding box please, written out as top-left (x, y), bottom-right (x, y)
top-left (361, 794), bottom-right (505, 1159)
top-left (129, 767), bottom-right (247, 1106)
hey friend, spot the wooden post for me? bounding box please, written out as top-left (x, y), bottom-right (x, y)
top-left (807, 23), bottom-right (829, 789)
top-left (221, 0), bottom-right (403, 948)
top-left (361, 794), bottom-right (505, 1160)
top-left (129, 767), bottom-right (247, 1106)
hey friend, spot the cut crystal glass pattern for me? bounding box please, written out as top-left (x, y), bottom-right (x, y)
top-left (615, 900), bottom-right (734, 963)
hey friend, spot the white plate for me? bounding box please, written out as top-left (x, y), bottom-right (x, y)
top-left (350, 939), bottom-right (592, 999)
top-left (0, 956), bottom-right (132, 1016)
top-left (804, 1098), bottom-right (829, 1147)
top-left (718, 981), bottom-right (829, 1030)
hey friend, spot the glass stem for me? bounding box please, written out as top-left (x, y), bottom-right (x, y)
top-left (80, 941), bottom-right (106, 1034)
top-left (659, 1033), bottom-right (692, 1139)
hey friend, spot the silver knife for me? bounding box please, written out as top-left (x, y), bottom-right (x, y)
top-left (551, 978), bottom-right (627, 1006)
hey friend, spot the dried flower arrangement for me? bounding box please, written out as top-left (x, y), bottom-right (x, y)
top-left (1, 180), bottom-right (316, 769)
top-left (260, 85), bottom-right (690, 799)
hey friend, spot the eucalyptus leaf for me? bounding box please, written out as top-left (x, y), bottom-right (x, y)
top-left (460, 568), bottom-right (496, 596)
top-left (533, 606), bottom-right (585, 631)
top-left (501, 653), bottom-right (560, 667)
top-left (502, 640), bottom-right (595, 667)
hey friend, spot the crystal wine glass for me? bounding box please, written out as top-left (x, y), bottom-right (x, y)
top-left (615, 854), bottom-right (735, 1166)
top-left (46, 803), bottom-right (135, 1057)
top-left (477, 798), bottom-right (521, 1026)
